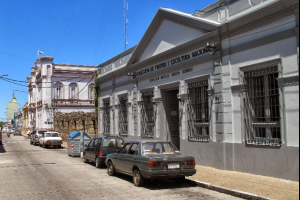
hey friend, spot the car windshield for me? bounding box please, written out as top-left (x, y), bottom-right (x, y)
top-left (102, 138), bottom-right (124, 148)
top-left (142, 142), bottom-right (180, 155)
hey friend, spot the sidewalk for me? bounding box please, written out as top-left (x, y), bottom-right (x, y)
top-left (189, 165), bottom-right (299, 200)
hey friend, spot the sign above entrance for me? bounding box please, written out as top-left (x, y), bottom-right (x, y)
top-left (135, 43), bottom-right (217, 77)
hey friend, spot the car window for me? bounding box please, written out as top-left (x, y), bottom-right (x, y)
top-left (39, 131), bottom-right (47, 135)
top-left (94, 139), bottom-right (100, 147)
top-left (50, 133), bottom-right (59, 137)
top-left (129, 143), bottom-right (139, 155)
top-left (102, 138), bottom-right (124, 148)
top-left (46, 133), bottom-right (50, 137)
top-left (87, 140), bottom-right (93, 147)
top-left (92, 139), bottom-right (98, 147)
top-left (142, 142), bottom-right (180, 155)
top-left (119, 143), bottom-right (131, 154)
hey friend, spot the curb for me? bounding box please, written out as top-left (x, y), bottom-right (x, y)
top-left (186, 178), bottom-right (275, 200)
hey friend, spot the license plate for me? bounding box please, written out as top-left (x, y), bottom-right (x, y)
top-left (168, 163), bottom-right (180, 169)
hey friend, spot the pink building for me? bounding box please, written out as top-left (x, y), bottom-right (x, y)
top-left (27, 57), bottom-right (97, 131)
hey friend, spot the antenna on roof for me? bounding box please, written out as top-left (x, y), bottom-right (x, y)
top-left (124, 0), bottom-right (129, 51)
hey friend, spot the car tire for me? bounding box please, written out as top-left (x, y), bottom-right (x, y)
top-left (95, 157), bottom-right (102, 168)
top-left (83, 154), bottom-right (88, 163)
top-left (57, 145), bottom-right (61, 148)
top-left (133, 169), bottom-right (144, 187)
top-left (107, 162), bottom-right (116, 176)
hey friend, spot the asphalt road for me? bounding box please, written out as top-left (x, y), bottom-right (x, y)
top-left (0, 134), bottom-right (242, 200)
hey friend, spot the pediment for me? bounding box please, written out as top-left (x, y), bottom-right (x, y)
top-left (128, 8), bottom-right (219, 65)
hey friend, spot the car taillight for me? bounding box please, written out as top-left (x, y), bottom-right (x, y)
top-left (184, 160), bottom-right (195, 166)
top-left (99, 151), bottom-right (103, 156)
top-left (148, 161), bottom-right (164, 167)
top-left (35, 135), bottom-right (38, 138)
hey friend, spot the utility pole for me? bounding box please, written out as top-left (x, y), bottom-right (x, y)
top-left (124, 0), bottom-right (128, 50)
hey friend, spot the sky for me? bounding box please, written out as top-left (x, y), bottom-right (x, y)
top-left (0, 0), bottom-right (216, 121)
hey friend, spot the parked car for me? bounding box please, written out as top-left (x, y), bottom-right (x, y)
top-left (13, 129), bottom-right (22, 136)
top-left (105, 141), bottom-right (196, 186)
top-left (83, 136), bottom-right (125, 168)
top-left (2, 127), bottom-right (9, 133)
top-left (39, 131), bottom-right (63, 148)
top-left (30, 130), bottom-right (47, 145)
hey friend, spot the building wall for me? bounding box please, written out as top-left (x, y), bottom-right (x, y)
top-left (96, 0), bottom-right (299, 181)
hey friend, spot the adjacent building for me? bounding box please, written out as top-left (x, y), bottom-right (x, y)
top-left (96, 0), bottom-right (299, 181)
top-left (6, 96), bottom-right (18, 124)
top-left (27, 57), bottom-right (97, 135)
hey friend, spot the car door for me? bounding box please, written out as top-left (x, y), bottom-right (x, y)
top-left (114, 143), bottom-right (131, 173)
top-left (85, 139), bottom-right (94, 160)
top-left (91, 138), bottom-right (100, 161)
top-left (123, 143), bottom-right (139, 174)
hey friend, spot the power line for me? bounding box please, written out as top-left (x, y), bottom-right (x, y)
top-left (0, 50), bottom-right (35, 61)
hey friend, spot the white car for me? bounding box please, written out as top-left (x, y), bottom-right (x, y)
top-left (39, 132), bottom-right (63, 148)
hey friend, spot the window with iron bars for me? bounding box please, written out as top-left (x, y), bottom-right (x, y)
top-left (102, 99), bottom-right (110, 134)
top-left (141, 91), bottom-right (155, 137)
top-left (118, 96), bottom-right (128, 135)
top-left (243, 65), bottom-right (281, 146)
top-left (187, 80), bottom-right (210, 141)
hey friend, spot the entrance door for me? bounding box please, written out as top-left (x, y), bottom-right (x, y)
top-left (166, 90), bottom-right (180, 149)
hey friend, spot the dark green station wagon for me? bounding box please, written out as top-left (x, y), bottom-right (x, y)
top-left (105, 141), bottom-right (196, 186)
top-left (83, 136), bottom-right (125, 168)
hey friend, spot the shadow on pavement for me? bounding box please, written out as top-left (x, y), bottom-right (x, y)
top-left (115, 173), bottom-right (197, 190)
top-left (0, 144), bottom-right (6, 153)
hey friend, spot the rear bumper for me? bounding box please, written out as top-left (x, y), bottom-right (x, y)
top-left (140, 168), bottom-right (196, 179)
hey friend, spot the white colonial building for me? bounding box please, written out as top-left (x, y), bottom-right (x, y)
top-left (96, 0), bottom-right (299, 181)
top-left (27, 57), bottom-right (97, 131)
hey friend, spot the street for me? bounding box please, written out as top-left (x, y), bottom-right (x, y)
top-left (0, 134), bottom-right (242, 200)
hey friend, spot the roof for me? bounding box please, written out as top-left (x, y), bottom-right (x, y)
top-left (67, 131), bottom-right (91, 139)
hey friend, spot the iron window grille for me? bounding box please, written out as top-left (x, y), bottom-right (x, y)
top-left (118, 96), bottom-right (128, 135)
top-left (141, 91), bottom-right (155, 137)
top-left (187, 80), bottom-right (210, 141)
top-left (243, 66), bottom-right (281, 146)
top-left (103, 99), bottom-right (110, 134)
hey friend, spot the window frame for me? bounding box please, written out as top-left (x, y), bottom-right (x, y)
top-left (118, 94), bottom-right (128, 135)
top-left (89, 83), bottom-right (95, 100)
top-left (102, 98), bottom-right (111, 134)
top-left (140, 90), bottom-right (155, 138)
top-left (239, 59), bottom-right (283, 147)
top-left (54, 82), bottom-right (63, 99)
top-left (69, 83), bottom-right (78, 99)
top-left (186, 78), bottom-right (211, 142)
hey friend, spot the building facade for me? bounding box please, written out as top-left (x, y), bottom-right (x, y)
top-left (6, 96), bottom-right (18, 124)
top-left (96, 0), bottom-right (299, 181)
top-left (22, 102), bottom-right (29, 133)
top-left (27, 57), bottom-right (97, 131)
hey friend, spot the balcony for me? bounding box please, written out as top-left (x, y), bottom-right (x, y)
top-left (52, 99), bottom-right (95, 107)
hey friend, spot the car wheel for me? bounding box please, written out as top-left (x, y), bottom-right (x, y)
top-left (133, 169), bottom-right (144, 187)
top-left (83, 154), bottom-right (88, 163)
top-left (30, 140), bottom-right (33, 145)
top-left (107, 162), bottom-right (116, 176)
top-left (95, 157), bottom-right (102, 168)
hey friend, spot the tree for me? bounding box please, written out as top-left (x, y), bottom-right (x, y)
top-left (0, 121), bottom-right (5, 129)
